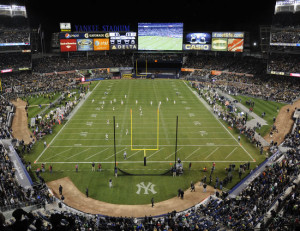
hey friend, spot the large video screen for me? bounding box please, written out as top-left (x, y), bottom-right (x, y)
top-left (138, 23), bottom-right (183, 51)
top-left (183, 32), bottom-right (211, 50)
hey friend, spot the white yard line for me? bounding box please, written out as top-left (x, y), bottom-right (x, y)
top-left (37, 160), bottom-right (256, 164)
top-left (127, 150), bottom-right (142, 159)
top-left (43, 148), bottom-right (73, 161)
top-left (64, 148), bottom-right (91, 161)
top-left (204, 147), bottom-right (219, 160)
top-left (84, 148), bottom-right (109, 160)
top-left (164, 147), bottom-right (183, 160)
top-left (50, 144), bottom-right (239, 148)
top-left (104, 147), bottom-right (126, 160)
top-left (34, 81), bottom-right (102, 163)
top-left (57, 137), bottom-right (233, 141)
top-left (225, 147), bottom-right (238, 159)
top-left (147, 148), bottom-right (165, 159)
top-left (184, 147), bottom-right (201, 160)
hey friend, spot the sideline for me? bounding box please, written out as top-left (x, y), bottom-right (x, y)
top-left (183, 81), bottom-right (255, 162)
top-left (34, 81), bottom-right (102, 163)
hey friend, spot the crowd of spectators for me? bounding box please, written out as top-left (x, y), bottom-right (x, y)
top-left (0, 15), bottom-right (30, 52)
top-left (0, 143), bottom-right (51, 213)
top-left (266, 182), bottom-right (300, 230)
top-left (0, 31), bottom-right (30, 45)
top-left (267, 53), bottom-right (300, 74)
top-left (264, 148), bottom-right (300, 231)
top-left (182, 54), bottom-right (266, 75)
top-left (1, 71), bottom-right (79, 101)
top-left (282, 117), bottom-right (300, 148)
top-left (196, 72), bottom-right (300, 103)
top-left (0, 53), bottom-right (31, 70)
top-left (32, 54), bottom-right (133, 73)
top-left (1, 147), bottom-right (298, 231)
top-left (0, 97), bottom-right (13, 140)
top-left (270, 28), bottom-right (300, 44)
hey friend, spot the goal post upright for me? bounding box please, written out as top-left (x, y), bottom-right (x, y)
top-left (135, 59), bottom-right (148, 77)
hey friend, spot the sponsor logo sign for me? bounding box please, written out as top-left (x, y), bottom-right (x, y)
top-left (93, 38), bottom-right (110, 50)
top-left (60, 39), bottom-right (77, 52)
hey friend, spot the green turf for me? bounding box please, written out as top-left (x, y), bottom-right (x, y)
top-left (138, 36), bottom-right (183, 50)
top-left (24, 79), bottom-right (266, 205)
top-left (25, 92), bottom-right (61, 120)
top-left (232, 95), bottom-right (286, 136)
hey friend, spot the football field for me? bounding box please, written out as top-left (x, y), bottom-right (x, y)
top-left (138, 36), bottom-right (182, 50)
top-left (30, 79), bottom-right (263, 204)
top-left (35, 79), bottom-right (256, 169)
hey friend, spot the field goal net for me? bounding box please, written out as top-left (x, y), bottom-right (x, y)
top-left (117, 168), bottom-right (172, 176)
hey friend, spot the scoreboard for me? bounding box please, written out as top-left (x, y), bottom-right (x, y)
top-left (59, 32), bottom-right (136, 52)
top-left (211, 32), bottom-right (244, 52)
top-left (109, 32), bottom-right (137, 50)
top-left (59, 30), bottom-right (244, 52)
top-left (183, 32), bottom-right (244, 52)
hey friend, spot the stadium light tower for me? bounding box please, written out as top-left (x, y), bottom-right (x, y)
top-left (274, 0), bottom-right (300, 14)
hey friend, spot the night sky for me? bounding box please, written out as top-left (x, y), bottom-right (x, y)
top-left (2, 0), bottom-right (278, 42)
top-left (23, 0), bottom-right (276, 31)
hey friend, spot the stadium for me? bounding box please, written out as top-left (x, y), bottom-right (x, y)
top-left (0, 0), bottom-right (300, 230)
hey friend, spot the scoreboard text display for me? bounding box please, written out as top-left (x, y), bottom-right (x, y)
top-left (109, 32), bottom-right (137, 50)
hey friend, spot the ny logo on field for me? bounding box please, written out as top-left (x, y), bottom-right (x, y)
top-left (136, 182), bottom-right (157, 195)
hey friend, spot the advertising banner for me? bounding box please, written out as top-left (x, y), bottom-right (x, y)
top-left (212, 32), bottom-right (244, 38)
top-left (60, 39), bottom-right (77, 52)
top-left (93, 38), bottom-right (110, 50)
top-left (77, 39), bottom-right (93, 51)
top-left (211, 38), bottom-right (228, 51)
top-left (228, 39), bottom-right (244, 52)
top-left (183, 32), bottom-right (211, 50)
